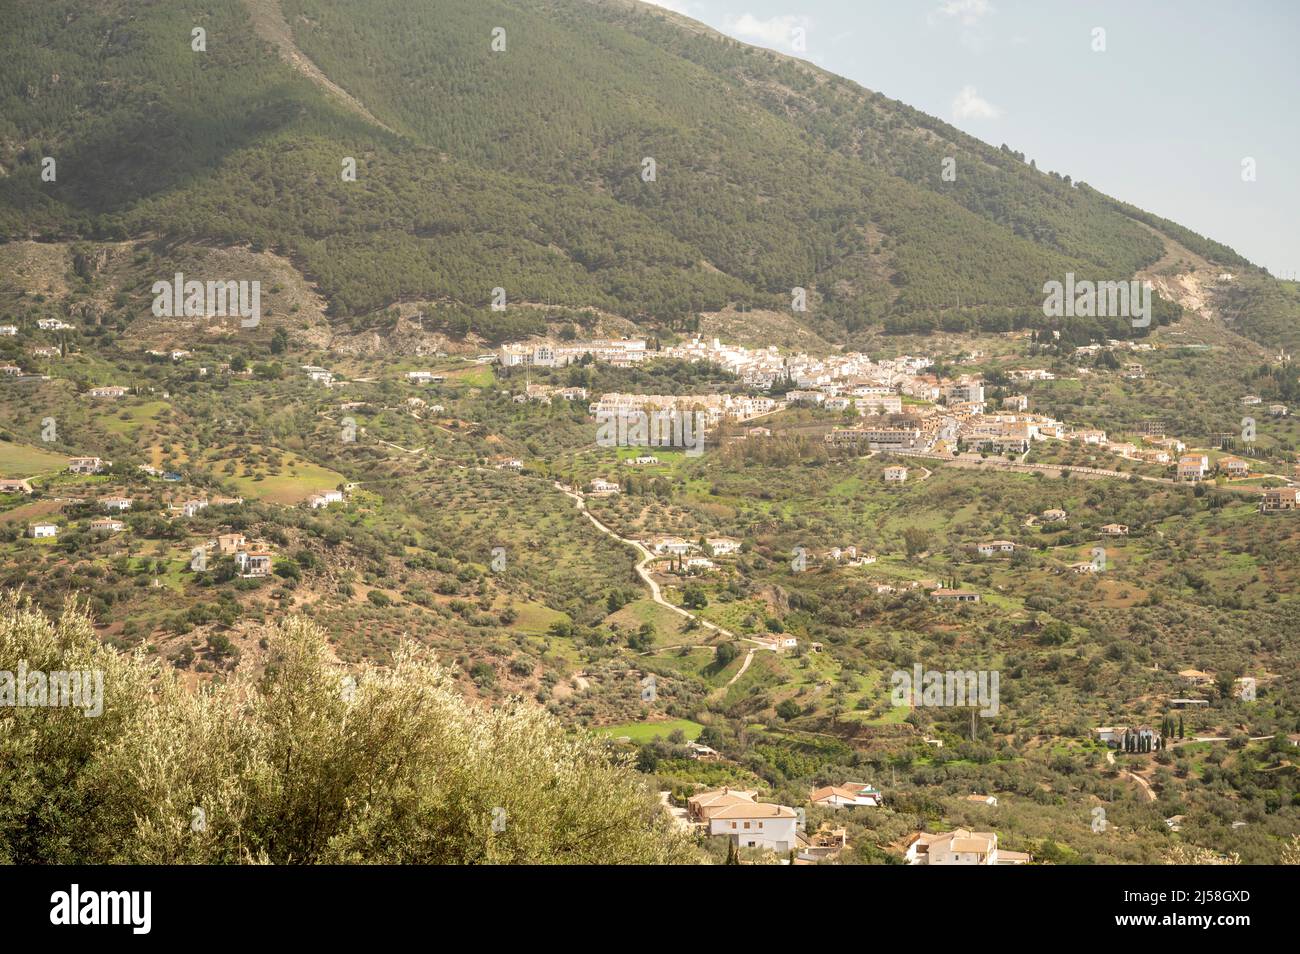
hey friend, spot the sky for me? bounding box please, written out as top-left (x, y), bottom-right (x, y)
top-left (644, 0), bottom-right (1300, 278)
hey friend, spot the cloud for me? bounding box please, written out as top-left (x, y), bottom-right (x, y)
top-left (928, 0), bottom-right (995, 27)
top-left (724, 13), bottom-right (811, 52)
top-left (952, 85), bottom-right (1001, 120)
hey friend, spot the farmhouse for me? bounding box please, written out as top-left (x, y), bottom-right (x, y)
top-left (86, 386), bottom-right (128, 399)
top-left (1177, 455), bottom-right (1209, 482)
top-left (217, 533), bottom-right (247, 555)
top-left (1040, 508), bottom-right (1068, 522)
top-left (308, 489), bottom-right (344, 509)
top-left (1260, 487), bottom-right (1300, 513)
top-left (686, 788), bottom-right (798, 854)
top-left (976, 540), bottom-right (1016, 557)
top-left (1070, 428), bottom-right (1108, 445)
top-left (180, 499), bottom-right (208, 518)
top-left (29, 523), bottom-right (58, 539)
top-left (685, 741), bottom-right (720, 761)
top-left (902, 829), bottom-right (1029, 866)
top-left (1095, 725), bottom-right (1161, 750)
top-left (706, 537), bottom-right (741, 556)
top-left (931, 588), bottom-right (979, 603)
top-left (100, 496), bottom-right (132, 511)
top-left (965, 794), bottom-right (999, 807)
top-left (652, 537), bottom-right (695, 556)
top-left (810, 783), bottom-right (882, 808)
top-left (236, 551), bottom-right (272, 578)
top-left (753, 634), bottom-right (798, 651)
top-left (589, 479), bottom-right (620, 495)
top-left (0, 479), bottom-right (33, 495)
top-left (883, 465), bottom-right (909, 483)
top-left (67, 457), bottom-right (109, 475)
top-left (1219, 456), bottom-right (1250, 478)
top-left (90, 518), bottom-right (125, 533)
top-left (1100, 523), bottom-right (1129, 536)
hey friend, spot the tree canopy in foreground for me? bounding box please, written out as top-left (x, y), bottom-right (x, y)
top-left (0, 591), bottom-right (696, 864)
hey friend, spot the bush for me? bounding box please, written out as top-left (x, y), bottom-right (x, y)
top-left (0, 591), bottom-right (696, 864)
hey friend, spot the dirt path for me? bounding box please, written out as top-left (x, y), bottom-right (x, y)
top-left (1105, 749), bottom-right (1156, 801)
top-left (241, 0), bottom-right (395, 133)
top-left (554, 483), bottom-right (766, 655)
top-left (726, 648), bottom-right (755, 686)
top-left (1125, 769), bottom-right (1157, 802)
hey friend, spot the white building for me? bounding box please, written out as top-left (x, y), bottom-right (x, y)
top-left (810, 783), bottom-right (882, 808)
top-left (29, 523), bottom-right (58, 539)
top-left (308, 489), bottom-right (344, 509)
top-left (236, 551), bottom-right (273, 578)
top-left (904, 828), bottom-right (1029, 865)
top-left (686, 788), bottom-right (798, 854)
top-left (68, 457), bottom-right (109, 475)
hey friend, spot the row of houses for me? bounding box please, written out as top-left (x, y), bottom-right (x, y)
top-left (498, 338), bottom-right (648, 368)
top-left (589, 392), bottom-right (778, 426)
top-left (824, 423), bottom-right (923, 451)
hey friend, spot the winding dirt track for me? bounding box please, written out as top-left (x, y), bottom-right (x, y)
top-left (553, 483), bottom-right (770, 681)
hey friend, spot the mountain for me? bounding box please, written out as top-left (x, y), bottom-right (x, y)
top-left (0, 0), bottom-right (1274, 345)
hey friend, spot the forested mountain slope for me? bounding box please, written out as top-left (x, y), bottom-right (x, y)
top-left (0, 0), bottom-right (1273, 340)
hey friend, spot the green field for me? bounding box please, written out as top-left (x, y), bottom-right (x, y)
top-left (592, 719), bottom-right (704, 743)
top-left (0, 440), bottom-right (68, 477)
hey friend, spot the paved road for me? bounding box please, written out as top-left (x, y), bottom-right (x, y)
top-left (897, 449), bottom-right (1275, 495)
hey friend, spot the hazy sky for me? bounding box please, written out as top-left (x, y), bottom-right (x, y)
top-left (645, 0), bottom-right (1299, 278)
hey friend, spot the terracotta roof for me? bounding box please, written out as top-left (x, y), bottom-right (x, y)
top-left (709, 802), bottom-right (798, 820)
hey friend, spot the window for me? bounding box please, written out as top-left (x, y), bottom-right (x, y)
top-left (743, 822), bottom-right (751, 829)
